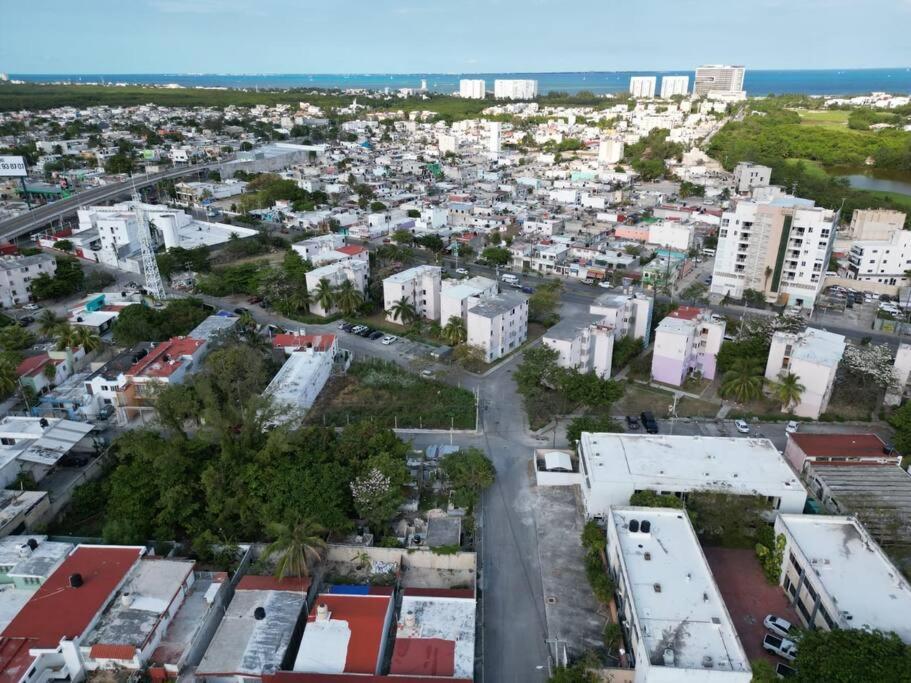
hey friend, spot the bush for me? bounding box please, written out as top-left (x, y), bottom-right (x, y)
top-left (581, 520), bottom-right (606, 554)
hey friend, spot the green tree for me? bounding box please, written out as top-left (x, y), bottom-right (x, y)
top-left (566, 414), bottom-right (623, 445)
top-left (480, 246), bottom-right (510, 266)
top-left (769, 372), bottom-right (805, 411)
top-left (441, 315), bottom-right (467, 345)
top-left (350, 455), bottom-right (406, 535)
top-left (54, 239), bottom-right (74, 252)
top-left (793, 628), bottom-right (911, 683)
top-left (154, 383), bottom-right (203, 438)
top-left (334, 279), bottom-right (363, 316)
top-left (629, 489), bottom-right (685, 508)
top-left (750, 660), bottom-right (778, 683)
top-left (391, 228), bottom-right (414, 245)
top-left (548, 664), bottom-right (597, 683)
top-left (440, 448), bottom-right (495, 513)
top-left (0, 325), bottom-right (36, 352)
top-left (263, 519), bottom-right (327, 579)
top-left (74, 326), bottom-right (102, 353)
top-left (36, 309), bottom-right (64, 336)
top-left (369, 201), bottom-right (387, 212)
top-left (719, 357), bottom-right (764, 403)
top-left (387, 296), bottom-right (418, 325)
top-left (528, 280), bottom-right (561, 324)
top-left (0, 357), bottom-right (17, 398)
top-left (887, 401), bottom-right (911, 453)
top-left (313, 277), bottom-right (335, 313)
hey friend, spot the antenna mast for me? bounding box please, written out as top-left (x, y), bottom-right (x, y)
top-left (131, 179), bottom-right (167, 300)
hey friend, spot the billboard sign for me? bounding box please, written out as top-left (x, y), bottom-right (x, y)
top-left (0, 155), bottom-right (28, 177)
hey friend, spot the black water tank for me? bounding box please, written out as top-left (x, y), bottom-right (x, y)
top-left (629, 519), bottom-right (640, 533)
top-left (254, 606), bottom-right (266, 620)
top-left (26, 538), bottom-right (38, 550)
top-left (641, 520), bottom-right (651, 534)
top-left (69, 573), bottom-right (83, 588)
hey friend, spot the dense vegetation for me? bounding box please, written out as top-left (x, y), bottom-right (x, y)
top-left (111, 298), bottom-right (210, 346)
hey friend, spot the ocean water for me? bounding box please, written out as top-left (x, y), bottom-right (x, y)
top-left (10, 69), bottom-right (911, 96)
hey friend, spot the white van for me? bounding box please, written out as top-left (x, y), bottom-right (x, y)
top-left (701, 248), bottom-right (716, 257)
top-left (501, 273), bottom-right (519, 285)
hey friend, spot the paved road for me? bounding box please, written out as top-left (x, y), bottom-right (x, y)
top-left (0, 162), bottom-right (222, 242)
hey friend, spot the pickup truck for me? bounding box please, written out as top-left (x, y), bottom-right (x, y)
top-left (762, 634), bottom-right (798, 662)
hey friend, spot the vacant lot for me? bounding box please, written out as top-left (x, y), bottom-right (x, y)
top-left (615, 383), bottom-right (719, 419)
top-left (793, 109), bottom-right (850, 128)
top-left (307, 360), bottom-right (476, 429)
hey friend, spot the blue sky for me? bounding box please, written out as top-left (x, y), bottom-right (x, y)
top-left (1, 0), bottom-right (909, 73)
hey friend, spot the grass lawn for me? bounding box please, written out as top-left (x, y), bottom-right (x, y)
top-left (615, 383), bottom-right (675, 417)
top-left (854, 188), bottom-right (911, 212)
top-left (306, 359), bottom-right (476, 429)
top-left (782, 157), bottom-right (830, 181)
top-left (822, 382), bottom-right (879, 421)
top-left (792, 109), bottom-right (850, 128)
top-left (677, 396), bottom-right (723, 418)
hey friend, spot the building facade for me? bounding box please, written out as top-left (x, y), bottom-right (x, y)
top-left (732, 162), bottom-right (771, 194)
top-left (0, 254), bottom-right (57, 308)
top-left (458, 79), bottom-right (486, 99)
top-left (651, 306), bottom-right (725, 385)
top-left (305, 259), bottom-right (369, 317)
top-left (629, 76), bottom-right (657, 99)
top-left (383, 265), bottom-right (442, 324)
top-left (763, 327), bottom-right (845, 419)
top-left (694, 65), bottom-right (746, 96)
top-left (466, 291), bottom-right (529, 362)
top-left (493, 79), bottom-right (538, 100)
top-left (660, 75), bottom-right (690, 98)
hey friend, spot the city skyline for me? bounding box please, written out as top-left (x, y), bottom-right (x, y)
top-left (1, 0), bottom-right (909, 74)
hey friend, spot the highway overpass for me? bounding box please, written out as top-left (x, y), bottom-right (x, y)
top-left (0, 162), bottom-right (220, 243)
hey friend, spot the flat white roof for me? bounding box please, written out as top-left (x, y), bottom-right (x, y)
top-left (580, 433), bottom-right (803, 497)
top-left (385, 264), bottom-right (440, 284)
top-left (777, 514), bottom-right (911, 641)
top-left (776, 327), bottom-right (845, 367)
top-left (176, 220), bottom-right (258, 249)
top-left (610, 507), bottom-right (750, 673)
top-left (264, 350), bottom-right (331, 417)
top-left (396, 594), bottom-right (475, 679)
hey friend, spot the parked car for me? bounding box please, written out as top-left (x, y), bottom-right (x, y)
top-left (625, 415), bottom-right (640, 430)
top-left (342, 323), bottom-right (357, 333)
top-left (582, 278), bottom-right (597, 286)
top-left (233, 307), bottom-right (249, 316)
top-left (368, 330), bottom-right (384, 340)
top-left (776, 662), bottom-right (797, 679)
top-left (381, 335), bottom-right (397, 345)
top-left (785, 420), bottom-right (799, 434)
top-left (521, 286), bottom-right (535, 294)
top-left (357, 327), bottom-right (373, 337)
top-left (18, 316), bottom-right (34, 326)
top-left (58, 454), bottom-right (89, 468)
top-left (711, 314), bottom-right (726, 323)
top-left (455, 267), bottom-right (469, 276)
top-left (337, 320), bottom-right (348, 329)
top-left (598, 281), bottom-right (612, 289)
top-left (762, 634), bottom-right (798, 662)
top-left (735, 419), bottom-right (750, 434)
top-left (23, 303), bottom-right (40, 311)
top-left (764, 615), bottom-right (797, 639)
top-left (421, 369), bottom-right (434, 377)
top-left (640, 411), bottom-right (658, 434)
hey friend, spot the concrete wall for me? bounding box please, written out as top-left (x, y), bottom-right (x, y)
top-left (325, 543), bottom-right (477, 574)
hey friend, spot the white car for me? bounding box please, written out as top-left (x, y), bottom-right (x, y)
top-left (455, 267), bottom-right (469, 276)
top-left (764, 614), bottom-right (796, 639)
top-left (785, 420), bottom-right (799, 434)
top-left (381, 335), bottom-right (397, 345)
top-left (598, 281), bottom-right (612, 288)
top-left (23, 303), bottom-right (40, 311)
top-left (734, 419), bottom-right (750, 434)
top-left (421, 369), bottom-right (434, 377)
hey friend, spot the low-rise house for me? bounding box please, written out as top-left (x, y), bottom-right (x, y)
top-left (0, 254), bottom-right (56, 308)
top-left (15, 353), bottom-right (72, 396)
top-left (82, 343), bottom-right (153, 421)
top-left (647, 219), bottom-right (694, 251)
top-left (763, 327), bottom-right (846, 419)
top-left (466, 291), bottom-right (529, 363)
top-left (383, 265), bottom-right (442, 323)
top-left (578, 433), bottom-right (807, 518)
top-left (292, 233), bottom-right (369, 267)
top-left (0, 536), bottom-right (72, 629)
top-left (606, 506), bottom-right (752, 682)
top-left (783, 432), bottom-right (898, 473)
top-left (293, 589), bottom-right (395, 676)
top-left (774, 514), bottom-right (911, 642)
top-left (186, 312), bottom-right (239, 343)
top-left (0, 416), bottom-right (95, 488)
top-left (651, 306), bottom-right (725, 385)
top-left (196, 575), bottom-right (309, 681)
top-left (0, 491), bottom-right (51, 539)
top-left (121, 337), bottom-right (207, 408)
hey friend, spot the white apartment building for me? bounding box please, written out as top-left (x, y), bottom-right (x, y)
top-left (305, 259), bottom-right (369, 317)
top-left (0, 254), bottom-right (56, 307)
top-left (438, 133), bottom-right (457, 155)
top-left (651, 306), bottom-right (726, 386)
top-left (660, 75), bottom-right (690, 98)
top-left (886, 342), bottom-right (911, 406)
top-left (440, 276), bottom-right (498, 327)
top-left (711, 191), bottom-right (838, 310)
top-left (543, 291), bottom-right (653, 379)
top-left (732, 162), bottom-right (771, 194)
top-left (774, 514), bottom-right (911, 643)
top-left (488, 121), bottom-right (501, 156)
top-left (694, 65), bottom-right (746, 96)
top-left (629, 76), bottom-right (657, 99)
top-left (458, 79), bottom-right (486, 99)
top-left (847, 214), bottom-right (911, 286)
top-left (764, 327), bottom-right (846, 419)
top-left (578, 433), bottom-right (808, 519)
top-left (291, 233), bottom-right (344, 264)
top-left (494, 79), bottom-right (538, 100)
top-left (647, 220), bottom-right (693, 251)
top-left (466, 291), bottom-right (529, 362)
top-left (383, 265), bottom-right (442, 323)
top-left (598, 138), bottom-right (624, 165)
top-left (606, 507), bottom-right (752, 682)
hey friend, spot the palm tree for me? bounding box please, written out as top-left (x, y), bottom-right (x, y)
top-left (719, 357), bottom-right (764, 403)
top-left (236, 311), bottom-right (257, 331)
top-left (334, 279), bottom-right (363, 316)
top-left (74, 327), bottom-right (102, 353)
top-left (0, 357), bottom-right (17, 397)
top-left (0, 325), bottom-right (35, 352)
top-left (314, 278), bottom-right (335, 313)
top-left (263, 519), bottom-right (327, 580)
top-left (442, 315), bottom-right (467, 346)
top-left (387, 297), bottom-right (417, 325)
top-left (54, 324), bottom-right (80, 352)
top-left (37, 310), bottom-right (64, 337)
top-left (770, 372), bottom-right (805, 412)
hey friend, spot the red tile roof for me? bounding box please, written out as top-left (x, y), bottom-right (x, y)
top-left (90, 643), bottom-right (137, 660)
top-left (391, 637), bottom-right (455, 677)
top-left (668, 306), bottom-right (703, 321)
top-left (237, 575), bottom-right (311, 592)
top-left (307, 594), bottom-right (391, 674)
top-left (128, 337), bottom-right (203, 378)
top-left (336, 245), bottom-right (366, 256)
top-left (0, 546), bottom-right (143, 683)
top-left (15, 354), bottom-right (52, 378)
top-left (272, 333), bottom-right (336, 353)
top-left (790, 433), bottom-right (888, 458)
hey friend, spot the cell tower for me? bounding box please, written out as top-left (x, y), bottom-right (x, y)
top-left (131, 186), bottom-right (167, 300)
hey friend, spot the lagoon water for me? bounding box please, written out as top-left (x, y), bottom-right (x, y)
top-left (11, 68), bottom-right (911, 97)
